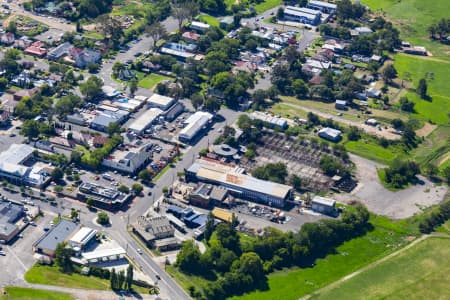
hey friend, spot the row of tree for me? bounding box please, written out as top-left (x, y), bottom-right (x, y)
top-left (110, 265), bottom-right (134, 291)
top-left (419, 200), bottom-right (450, 233)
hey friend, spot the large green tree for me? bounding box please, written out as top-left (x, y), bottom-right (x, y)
top-left (80, 76), bottom-right (103, 100)
top-left (55, 242), bottom-right (73, 273)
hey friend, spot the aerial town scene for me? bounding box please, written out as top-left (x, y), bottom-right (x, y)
top-left (0, 0), bottom-right (448, 299)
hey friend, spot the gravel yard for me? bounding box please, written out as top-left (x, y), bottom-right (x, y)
top-left (334, 154), bottom-right (448, 219)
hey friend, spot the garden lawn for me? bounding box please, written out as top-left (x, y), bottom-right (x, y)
top-left (310, 237), bottom-right (450, 300)
top-left (0, 287), bottom-right (74, 300)
top-left (362, 0), bottom-right (450, 60)
top-left (344, 141), bottom-right (397, 165)
top-left (25, 264), bottom-right (111, 290)
top-left (199, 14), bottom-right (220, 28)
top-left (394, 54), bottom-right (450, 125)
top-left (138, 73), bottom-right (173, 89)
top-left (254, 0), bottom-right (283, 14)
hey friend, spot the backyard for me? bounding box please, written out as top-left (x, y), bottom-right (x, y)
top-left (309, 237), bottom-right (450, 300)
top-left (25, 264), bottom-right (111, 291)
top-left (138, 73), bottom-right (173, 89)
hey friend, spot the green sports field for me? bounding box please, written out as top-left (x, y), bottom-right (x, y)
top-left (310, 237), bottom-right (450, 300)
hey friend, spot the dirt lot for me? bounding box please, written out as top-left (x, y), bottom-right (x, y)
top-left (334, 154), bottom-right (448, 219)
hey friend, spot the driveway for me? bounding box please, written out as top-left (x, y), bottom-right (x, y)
top-left (335, 154), bottom-right (448, 219)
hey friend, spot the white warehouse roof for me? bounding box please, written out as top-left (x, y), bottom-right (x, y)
top-left (250, 111), bottom-right (288, 128)
top-left (69, 227), bottom-right (97, 247)
top-left (128, 108), bottom-right (163, 134)
top-left (147, 94), bottom-right (175, 109)
top-left (179, 111), bottom-right (213, 141)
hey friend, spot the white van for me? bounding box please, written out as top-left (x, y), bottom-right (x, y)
top-left (102, 173), bottom-right (113, 181)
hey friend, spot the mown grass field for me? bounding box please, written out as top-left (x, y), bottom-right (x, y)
top-left (394, 54), bottom-right (450, 125)
top-left (24, 264), bottom-right (149, 294)
top-left (138, 73), bottom-right (173, 89)
top-left (169, 214), bottom-right (420, 300)
top-left (310, 237), bottom-right (450, 300)
top-left (345, 141), bottom-right (397, 165)
top-left (0, 287), bottom-right (74, 300)
top-left (25, 264), bottom-right (111, 290)
top-left (362, 0), bottom-right (450, 60)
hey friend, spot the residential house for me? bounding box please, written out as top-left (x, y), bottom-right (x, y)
top-left (13, 88), bottom-right (39, 101)
top-left (308, 74), bottom-right (324, 86)
top-left (47, 42), bottom-right (73, 61)
top-left (181, 31), bottom-right (200, 43)
top-left (190, 21), bottom-right (210, 33)
top-left (92, 135), bottom-right (109, 148)
top-left (24, 41), bottom-right (47, 57)
top-left (14, 36), bottom-right (32, 49)
top-left (0, 32), bottom-right (14, 45)
top-left (70, 48), bottom-right (101, 68)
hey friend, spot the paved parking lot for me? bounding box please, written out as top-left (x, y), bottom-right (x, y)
top-left (0, 212), bottom-right (55, 287)
top-left (34, 27), bottom-right (66, 43)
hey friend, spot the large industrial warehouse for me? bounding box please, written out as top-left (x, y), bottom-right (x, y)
top-left (186, 159), bottom-right (293, 208)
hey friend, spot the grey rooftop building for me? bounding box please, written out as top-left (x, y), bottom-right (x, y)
top-left (33, 219), bottom-right (79, 257)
